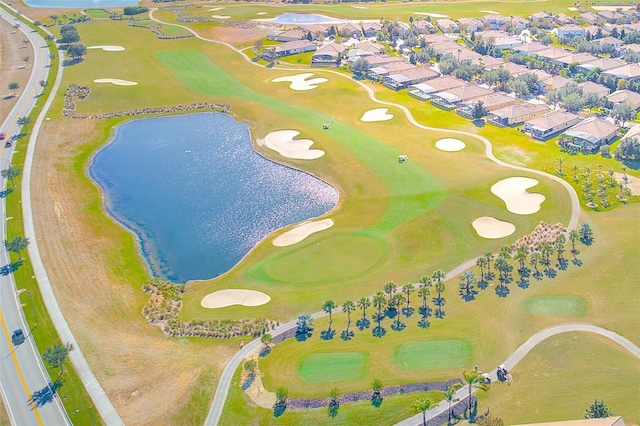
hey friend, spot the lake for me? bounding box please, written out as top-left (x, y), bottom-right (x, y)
top-left (90, 112), bottom-right (338, 283)
top-left (269, 13), bottom-right (343, 24)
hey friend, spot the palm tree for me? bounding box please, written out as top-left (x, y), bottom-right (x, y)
top-left (411, 396), bottom-right (436, 426)
top-left (569, 230), bottom-right (580, 255)
top-left (418, 286), bottom-right (430, 313)
top-left (462, 370), bottom-right (490, 415)
top-left (515, 245), bottom-right (528, 271)
top-left (530, 251), bottom-right (542, 280)
top-left (342, 300), bottom-right (355, 330)
top-left (384, 281), bottom-right (397, 303)
top-left (323, 300), bottom-right (336, 328)
top-left (555, 234), bottom-right (566, 263)
top-left (483, 252), bottom-right (494, 280)
top-left (357, 297), bottom-right (370, 320)
top-left (402, 283), bottom-right (414, 312)
top-left (372, 292), bottom-right (386, 321)
top-left (443, 383), bottom-right (462, 425)
top-left (476, 256), bottom-right (487, 282)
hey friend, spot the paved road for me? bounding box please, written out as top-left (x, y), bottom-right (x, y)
top-left (1, 3), bottom-right (125, 425)
top-left (144, 13), bottom-right (587, 426)
top-left (0, 6), bottom-right (70, 425)
top-left (394, 324), bottom-right (640, 426)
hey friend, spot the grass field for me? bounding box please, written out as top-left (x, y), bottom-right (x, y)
top-left (524, 296), bottom-right (588, 317)
top-left (393, 340), bottom-right (470, 371)
top-left (15, 2), bottom-right (640, 424)
top-left (298, 352), bottom-right (368, 383)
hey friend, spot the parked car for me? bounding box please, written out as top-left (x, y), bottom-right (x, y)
top-left (0, 132), bottom-right (6, 141)
top-left (11, 328), bottom-right (25, 346)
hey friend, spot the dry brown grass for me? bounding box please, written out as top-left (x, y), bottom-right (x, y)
top-left (0, 17), bottom-right (31, 122)
top-left (31, 117), bottom-right (238, 424)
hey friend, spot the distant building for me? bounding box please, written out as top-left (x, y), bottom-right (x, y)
top-left (607, 89), bottom-right (640, 110)
top-left (312, 43), bottom-right (347, 67)
top-left (580, 81), bottom-right (611, 97)
top-left (458, 18), bottom-right (483, 34)
top-left (430, 84), bottom-right (494, 110)
top-left (563, 117), bottom-right (620, 151)
top-left (413, 20), bottom-right (435, 34)
top-left (383, 66), bottom-right (440, 91)
top-left (482, 14), bottom-right (509, 30)
top-left (603, 64), bottom-right (640, 82)
top-left (488, 102), bottom-right (550, 127)
top-left (436, 19), bottom-right (459, 33)
top-left (524, 110), bottom-right (582, 140)
top-left (557, 24), bottom-right (585, 39)
top-left (407, 76), bottom-right (467, 100)
top-left (362, 22), bottom-right (382, 38)
top-left (271, 40), bottom-right (316, 59)
top-left (266, 28), bottom-right (308, 42)
top-left (456, 92), bottom-right (519, 118)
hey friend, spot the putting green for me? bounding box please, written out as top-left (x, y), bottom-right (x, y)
top-left (298, 352), bottom-right (368, 383)
top-left (266, 233), bottom-right (385, 283)
top-left (393, 340), bottom-right (470, 370)
top-left (524, 296), bottom-right (587, 316)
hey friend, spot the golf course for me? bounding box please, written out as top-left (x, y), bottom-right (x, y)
top-left (3, 0), bottom-right (638, 424)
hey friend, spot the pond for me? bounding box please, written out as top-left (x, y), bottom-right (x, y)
top-left (24, 0), bottom-right (136, 8)
top-left (269, 13), bottom-right (343, 24)
top-left (90, 112), bottom-right (338, 283)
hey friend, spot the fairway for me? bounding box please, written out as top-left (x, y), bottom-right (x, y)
top-left (298, 352), bottom-right (368, 383)
top-left (266, 233), bottom-right (386, 283)
top-left (524, 296), bottom-right (588, 317)
top-left (393, 340), bottom-right (470, 370)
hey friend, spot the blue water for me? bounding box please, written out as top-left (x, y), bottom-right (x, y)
top-left (24, 0), bottom-right (136, 7)
top-left (270, 13), bottom-right (343, 24)
top-left (89, 113), bottom-right (338, 283)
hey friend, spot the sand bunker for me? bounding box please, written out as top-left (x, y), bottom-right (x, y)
top-left (472, 217), bottom-right (516, 239)
top-left (480, 10), bottom-right (500, 14)
top-left (614, 173), bottom-right (640, 196)
top-left (567, 7), bottom-right (578, 11)
top-left (592, 5), bottom-right (634, 10)
top-left (435, 138), bottom-right (466, 152)
top-left (272, 73), bottom-right (328, 91)
top-left (208, 7), bottom-right (225, 11)
top-left (212, 15), bottom-right (231, 19)
top-left (273, 219), bottom-right (334, 247)
top-left (93, 78), bottom-right (137, 86)
top-left (201, 289), bottom-right (271, 309)
top-left (87, 45), bottom-right (125, 51)
top-left (491, 177), bottom-right (545, 215)
top-left (261, 130), bottom-right (324, 160)
top-left (351, 5), bottom-right (368, 8)
top-left (415, 12), bottom-right (448, 18)
top-left (360, 108), bottom-right (393, 122)
top-left (256, 12), bottom-right (267, 15)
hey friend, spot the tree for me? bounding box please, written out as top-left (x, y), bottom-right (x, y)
top-left (611, 102), bottom-right (636, 126)
top-left (59, 28), bottom-right (80, 44)
top-left (372, 291), bottom-right (386, 321)
top-left (384, 281), bottom-right (397, 304)
top-left (39, 80), bottom-right (49, 95)
top-left (8, 82), bottom-right (19, 96)
top-left (323, 300), bottom-right (336, 327)
top-left (273, 387), bottom-right (288, 417)
top-left (67, 43), bottom-right (87, 61)
top-left (584, 399), bottom-right (613, 418)
top-left (295, 313), bottom-right (314, 341)
top-left (569, 230), bottom-right (580, 255)
top-left (253, 39), bottom-right (263, 56)
top-left (328, 388), bottom-right (340, 419)
top-left (471, 102), bottom-right (488, 120)
top-left (16, 116), bottom-right (31, 128)
top-left (615, 137), bottom-right (640, 161)
top-left (462, 370), bottom-right (490, 416)
top-left (1, 167), bottom-right (23, 187)
top-left (371, 378), bottom-right (384, 407)
top-left (458, 270), bottom-right (478, 301)
top-left (341, 300), bottom-right (355, 340)
top-left (401, 283), bottom-right (414, 315)
top-left (443, 383), bottom-right (462, 424)
top-left (4, 236), bottom-right (30, 258)
top-left (42, 342), bottom-right (74, 374)
top-left (260, 333), bottom-right (273, 348)
top-left (411, 396), bottom-right (436, 426)
top-left (578, 222), bottom-right (594, 246)
top-left (22, 56), bottom-right (30, 66)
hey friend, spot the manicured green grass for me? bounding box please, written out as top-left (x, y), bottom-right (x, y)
top-left (393, 340), bottom-right (470, 371)
top-left (524, 296), bottom-right (587, 317)
top-left (298, 352), bottom-right (368, 383)
top-left (84, 9), bottom-right (110, 19)
top-left (478, 332), bottom-right (640, 423)
top-left (160, 25), bottom-right (191, 37)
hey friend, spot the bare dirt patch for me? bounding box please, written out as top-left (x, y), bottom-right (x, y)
top-left (201, 25), bottom-right (272, 46)
top-left (0, 18), bottom-right (31, 120)
top-left (31, 118), bottom-right (238, 424)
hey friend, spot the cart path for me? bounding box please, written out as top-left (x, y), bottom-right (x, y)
top-left (148, 11), bottom-right (587, 426)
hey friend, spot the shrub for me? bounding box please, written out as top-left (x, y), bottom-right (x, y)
top-left (123, 6), bottom-right (149, 15)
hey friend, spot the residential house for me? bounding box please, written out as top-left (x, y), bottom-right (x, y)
top-left (579, 12), bottom-right (600, 25)
top-left (530, 12), bottom-right (553, 28)
top-left (603, 64), bottom-right (640, 82)
top-left (272, 40), bottom-right (316, 58)
top-left (312, 43), bottom-right (348, 67)
top-left (364, 55), bottom-right (405, 68)
top-left (496, 62), bottom-right (530, 77)
top-left (493, 36), bottom-right (523, 50)
top-left (368, 61), bottom-right (416, 81)
top-left (456, 92), bottom-right (519, 118)
top-left (621, 123), bottom-right (640, 141)
top-left (431, 41), bottom-right (469, 56)
top-left (337, 22), bottom-right (362, 38)
top-left (413, 20), bottom-right (435, 34)
top-left (557, 24), bottom-right (585, 39)
top-left (474, 30), bottom-right (510, 42)
top-left (583, 25), bottom-right (606, 39)
top-left (430, 84), bottom-right (494, 110)
top-left (544, 75), bottom-right (574, 91)
top-left (596, 10), bottom-right (628, 24)
top-left (534, 46), bottom-right (572, 63)
top-left (302, 24), bottom-right (332, 40)
top-left (424, 34), bottom-right (454, 44)
top-left (513, 42), bottom-right (549, 56)
top-left (577, 57), bottom-right (626, 72)
top-left (458, 18), bottom-right (483, 34)
top-left (482, 14), bottom-right (509, 30)
top-left (362, 22), bottom-right (382, 38)
top-left (524, 110), bottom-right (582, 140)
top-left (592, 36), bottom-right (625, 50)
top-left (511, 16), bottom-right (529, 31)
top-left (563, 117), bottom-right (620, 151)
top-left (469, 55), bottom-right (505, 69)
top-left (623, 43), bottom-right (640, 53)
top-left (554, 13), bottom-right (573, 25)
top-left (555, 52), bottom-right (598, 67)
top-left (383, 66), bottom-right (440, 90)
top-left (488, 102), bottom-right (550, 126)
top-left (579, 81), bottom-right (611, 97)
top-left (607, 89), bottom-right (640, 110)
top-left (407, 76), bottom-right (467, 100)
top-left (436, 19), bottom-right (459, 34)
top-left (441, 48), bottom-right (481, 61)
top-left (353, 40), bottom-right (384, 55)
top-left (267, 28), bottom-right (308, 42)
top-left (623, 22), bottom-right (640, 33)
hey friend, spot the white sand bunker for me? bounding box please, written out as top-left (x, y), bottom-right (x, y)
top-left (87, 45), bottom-right (125, 51)
top-left (435, 138), bottom-right (465, 152)
top-left (208, 7), bottom-right (225, 11)
top-left (93, 78), bottom-right (137, 86)
top-left (212, 15), bottom-right (231, 19)
top-left (201, 289), bottom-right (271, 309)
top-left (256, 12), bottom-right (267, 15)
top-left (351, 5), bottom-right (368, 8)
top-left (491, 177), bottom-right (545, 215)
top-left (261, 130), bottom-right (325, 160)
top-left (272, 73), bottom-right (328, 91)
top-left (361, 108), bottom-right (393, 122)
top-left (472, 217), bottom-right (516, 239)
top-left (415, 12), bottom-right (448, 18)
top-left (273, 219), bottom-right (334, 247)
top-left (480, 10), bottom-right (500, 14)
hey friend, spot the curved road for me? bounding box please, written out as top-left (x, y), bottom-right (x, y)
top-left (0, 3), bottom-right (124, 425)
top-left (144, 11), bottom-right (589, 426)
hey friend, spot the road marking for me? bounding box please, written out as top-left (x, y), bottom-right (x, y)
top-left (0, 308), bottom-right (44, 425)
